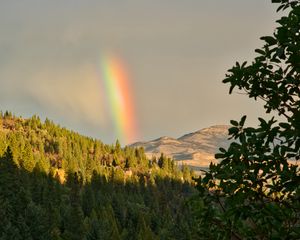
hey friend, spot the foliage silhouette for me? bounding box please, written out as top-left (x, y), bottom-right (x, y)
top-left (194, 1), bottom-right (300, 239)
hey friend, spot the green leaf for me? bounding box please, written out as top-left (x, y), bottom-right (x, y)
top-left (279, 122), bottom-right (290, 129)
top-left (255, 49), bottom-right (266, 55)
top-left (239, 115), bottom-right (247, 127)
top-left (241, 61), bottom-right (247, 68)
top-left (215, 153), bottom-right (225, 159)
top-left (230, 120), bottom-right (239, 126)
top-left (260, 36), bottom-right (277, 45)
top-left (228, 127), bottom-right (239, 135)
top-left (229, 85), bottom-right (235, 94)
top-left (219, 147), bottom-right (226, 153)
top-left (258, 118), bottom-right (267, 127)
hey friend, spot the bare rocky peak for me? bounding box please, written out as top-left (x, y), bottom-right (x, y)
top-left (178, 125), bottom-right (231, 154)
top-left (153, 136), bottom-right (181, 144)
top-left (131, 125), bottom-right (232, 170)
top-left (178, 125), bottom-right (229, 142)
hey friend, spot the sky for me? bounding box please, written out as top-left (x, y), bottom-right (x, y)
top-left (0, 0), bottom-right (281, 145)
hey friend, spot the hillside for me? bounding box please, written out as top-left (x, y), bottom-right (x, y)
top-left (0, 112), bottom-right (196, 179)
top-left (0, 112), bottom-right (198, 239)
top-left (131, 125), bottom-right (232, 170)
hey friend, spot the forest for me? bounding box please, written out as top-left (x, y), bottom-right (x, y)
top-left (0, 112), bottom-right (200, 240)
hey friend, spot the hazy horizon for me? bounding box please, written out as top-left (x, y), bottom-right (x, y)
top-left (0, 1), bottom-right (280, 144)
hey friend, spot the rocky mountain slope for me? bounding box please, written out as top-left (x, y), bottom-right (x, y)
top-left (131, 125), bottom-right (232, 170)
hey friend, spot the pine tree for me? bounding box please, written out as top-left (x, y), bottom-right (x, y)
top-left (137, 213), bottom-right (155, 240)
top-left (63, 172), bottom-right (85, 240)
top-left (0, 198), bottom-right (22, 240)
top-left (0, 131), bottom-right (6, 157)
top-left (0, 147), bottom-right (20, 200)
top-left (22, 142), bottom-right (36, 171)
top-left (24, 201), bottom-right (50, 240)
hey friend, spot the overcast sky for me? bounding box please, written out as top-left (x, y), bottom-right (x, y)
top-left (0, 0), bottom-right (281, 144)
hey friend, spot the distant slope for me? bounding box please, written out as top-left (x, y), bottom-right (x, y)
top-left (131, 125), bottom-right (232, 170)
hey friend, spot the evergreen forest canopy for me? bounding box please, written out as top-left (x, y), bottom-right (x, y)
top-left (0, 111), bottom-right (198, 240)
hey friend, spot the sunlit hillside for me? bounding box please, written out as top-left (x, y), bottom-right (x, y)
top-left (0, 111), bottom-right (200, 239)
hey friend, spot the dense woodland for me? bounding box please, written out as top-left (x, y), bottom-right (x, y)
top-left (0, 112), bottom-right (199, 240)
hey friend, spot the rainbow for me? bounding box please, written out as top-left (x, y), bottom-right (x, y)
top-left (101, 55), bottom-right (138, 145)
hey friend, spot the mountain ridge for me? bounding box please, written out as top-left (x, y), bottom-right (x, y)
top-left (131, 125), bottom-right (232, 170)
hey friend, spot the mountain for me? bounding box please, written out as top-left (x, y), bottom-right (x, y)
top-left (131, 125), bottom-right (232, 171)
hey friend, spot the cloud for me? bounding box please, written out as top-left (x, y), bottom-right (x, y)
top-left (0, 0), bottom-right (279, 143)
top-left (27, 65), bottom-right (107, 126)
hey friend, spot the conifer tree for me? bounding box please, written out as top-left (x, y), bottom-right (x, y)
top-left (137, 213), bottom-right (155, 240)
top-left (22, 142), bottom-right (35, 172)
